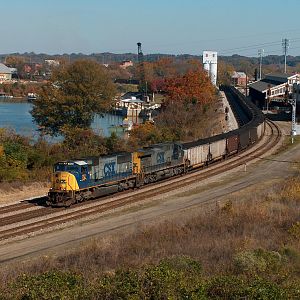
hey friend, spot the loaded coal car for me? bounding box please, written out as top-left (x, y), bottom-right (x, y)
top-left (238, 127), bottom-right (251, 150)
top-left (182, 134), bottom-right (227, 169)
top-left (226, 132), bottom-right (239, 155)
top-left (182, 139), bottom-right (210, 169)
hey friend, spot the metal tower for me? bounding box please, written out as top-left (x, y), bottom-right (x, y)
top-left (137, 42), bottom-right (146, 95)
top-left (258, 49), bottom-right (264, 80)
top-left (137, 42), bottom-right (144, 64)
top-left (291, 83), bottom-right (300, 143)
top-left (282, 38), bottom-right (290, 74)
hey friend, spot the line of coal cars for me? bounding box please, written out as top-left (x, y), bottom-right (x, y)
top-left (47, 87), bottom-right (265, 207)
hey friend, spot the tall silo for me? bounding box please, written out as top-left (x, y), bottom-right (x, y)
top-left (203, 51), bottom-right (218, 86)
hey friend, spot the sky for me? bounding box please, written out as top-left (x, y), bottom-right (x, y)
top-left (2, 0), bottom-right (300, 57)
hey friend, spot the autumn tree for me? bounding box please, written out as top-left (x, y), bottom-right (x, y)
top-left (163, 68), bottom-right (215, 105)
top-left (5, 55), bottom-right (25, 71)
top-left (156, 68), bottom-right (217, 141)
top-left (217, 60), bottom-right (235, 85)
top-left (127, 122), bottom-right (164, 149)
top-left (31, 60), bottom-right (116, 136)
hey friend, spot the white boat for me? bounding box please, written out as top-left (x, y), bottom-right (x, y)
top-left (27, 93), bottom-right (37, 102)
top-left (0, 92), bottom-right (13, 99)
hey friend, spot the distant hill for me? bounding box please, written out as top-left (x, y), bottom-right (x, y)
top-left (0, 52), bottom-right (297, 63)
top-left (1, 52), bottom-right (299, 75)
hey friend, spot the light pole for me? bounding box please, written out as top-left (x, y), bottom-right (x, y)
top-left (266, 85), bottom-right (271, 115)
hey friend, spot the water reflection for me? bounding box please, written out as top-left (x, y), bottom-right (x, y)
top-left (0, 101), bottom-right (129, 141)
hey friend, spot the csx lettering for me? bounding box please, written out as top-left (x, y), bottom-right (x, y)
top-left (104, 162), bottom-right (116, 177)
top-left (157, 152), bottom-right (165, 164)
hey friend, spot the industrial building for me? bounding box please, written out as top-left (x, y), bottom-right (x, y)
top-left (248, 73), bottom-right (299, 108)
top-left (0, 63), bottom-right (12, 83)
top-left (203, 51), bottom-right (217, 86)
top-left (231, 71), bottom-right (247, 87)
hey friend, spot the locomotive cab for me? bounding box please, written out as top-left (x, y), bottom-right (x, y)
top-left (47, 161), bottom-right (91, 206)
top-left (52, 161), bottom-right (91, 190)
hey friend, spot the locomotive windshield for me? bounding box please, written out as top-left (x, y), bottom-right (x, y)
top-left (54, 162), bottom-right (81, 173)
top-left (54, 163), bottom-right (66, 172)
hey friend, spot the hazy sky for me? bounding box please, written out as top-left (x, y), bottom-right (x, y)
top-left (2, 0), bottom-right (300, 56)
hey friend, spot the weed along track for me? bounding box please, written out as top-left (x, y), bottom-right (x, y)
top-left (0, 120), bottom-right (281, 243)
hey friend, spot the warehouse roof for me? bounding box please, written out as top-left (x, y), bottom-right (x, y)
top-left (265, 73), bottom-right (294, 79)
top-left (248, 81), bottom-right (273, 93)
top-left (248, 72), bottom-right (299, 93)
top-left (0, 63), bottom-right (12, 74)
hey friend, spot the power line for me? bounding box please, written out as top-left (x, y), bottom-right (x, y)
top-left (218, 38), bottom-right (300, 56)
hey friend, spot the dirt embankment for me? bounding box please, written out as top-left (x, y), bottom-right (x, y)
top-left (0, 182), bottom-right (49, 205)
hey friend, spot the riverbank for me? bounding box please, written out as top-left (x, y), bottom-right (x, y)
top-left (0, 96), bottom-right (28, 102)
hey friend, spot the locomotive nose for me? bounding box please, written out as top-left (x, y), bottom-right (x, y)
top-left (51, 172), bottom-right (68, 191)
top-left (51, 171), bottom-right (79, 192)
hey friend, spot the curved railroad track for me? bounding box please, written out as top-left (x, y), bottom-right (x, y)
top-left (0, 119), bottom-right (281, 243)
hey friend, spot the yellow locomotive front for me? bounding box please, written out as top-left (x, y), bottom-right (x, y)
top-left (47, 161), bottom-right (82, 207)
top-left (50, 170), bottom-right (79, 191)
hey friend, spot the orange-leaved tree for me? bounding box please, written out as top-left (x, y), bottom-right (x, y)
top-left (156, 68), bottom-right (217, 141)
top-left (163, 68), bottom-right (215, 106)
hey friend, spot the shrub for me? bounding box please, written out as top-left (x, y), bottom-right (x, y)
top-left (246, 277), bottom-right (288, 300)
top-left (206, 276), bottom-right (247, 299)
top-left (288, 221), bottom-right (300, 240)
top-left (141, 256), bottom-right (205, 299)
top-left (92, 256), bottom-right (205, 299)
top-left (92, 269), bottom-right (141, 300)
top-left (10, 271), bottom-right (85, 300)
top-left (234, 249), bottom-right (282, 275)
top-left (207, 275), bottom-right (287, 299)
top-left (234, 250), bottom-right (267, 274)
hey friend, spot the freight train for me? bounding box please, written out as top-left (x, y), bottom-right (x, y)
top-left (47, 87), bottom-right (265, 207)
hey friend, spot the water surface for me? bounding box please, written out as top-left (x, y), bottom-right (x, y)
top-left (0, 101), bottom-right (125, 140)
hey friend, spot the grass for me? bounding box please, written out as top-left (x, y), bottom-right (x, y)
top-left (273, 134), bottom-right (300, 155)
top-left (1, 175), bottom-right (300, 286)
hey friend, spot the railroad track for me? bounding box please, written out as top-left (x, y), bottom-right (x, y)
top-left (0, 119), bottom-right (281, 243)
top-left (0, 196), bottom-right (47, 215)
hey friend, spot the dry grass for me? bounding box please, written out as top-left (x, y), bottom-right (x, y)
top-left (1, 176), bottom-right (300, 287)
top-left (0, 181), bottom-right (49, 204)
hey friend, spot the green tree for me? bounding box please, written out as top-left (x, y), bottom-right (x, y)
top-left (31, 60), bottom-right (116, 136)
top-left (218, 60), bottom-right (235, 85)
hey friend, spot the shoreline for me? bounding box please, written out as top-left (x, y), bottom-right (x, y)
top-left (0, 97), bottom-right (28, 103)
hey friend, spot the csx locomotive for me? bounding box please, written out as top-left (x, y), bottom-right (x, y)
top-left (47, 143), bottom-right (186, 207)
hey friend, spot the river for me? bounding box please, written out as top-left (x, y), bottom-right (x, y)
top-left (0, 101), bottom-right (125, 141)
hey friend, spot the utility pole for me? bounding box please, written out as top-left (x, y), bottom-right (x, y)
top-left (245, 73), bottom-right (248, 96)
top-left (282, 38), bottom-right (290, 74)
top-left (291, 83), bottom-right (299, 143)
top-left (258, 49), bottom-right (264, 80)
